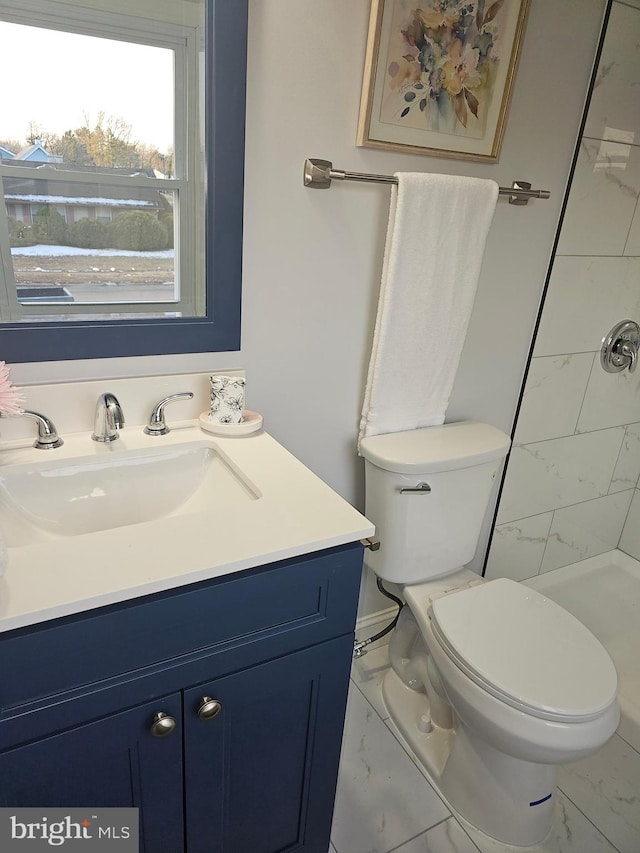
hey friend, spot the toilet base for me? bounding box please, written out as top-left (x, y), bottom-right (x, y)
top-left (382, 668), bottom-right (556, 847)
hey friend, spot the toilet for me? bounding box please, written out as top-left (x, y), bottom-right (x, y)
top-left (359, 421), bottom-right (619, 847)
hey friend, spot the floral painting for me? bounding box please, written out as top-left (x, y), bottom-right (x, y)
top-left (357, 0), bottom-right (529, 161)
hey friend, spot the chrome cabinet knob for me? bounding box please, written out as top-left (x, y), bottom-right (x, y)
top-left (197, 696), bottom-right (222, 721)
top-left (150, 712), bottom-right (177, 737)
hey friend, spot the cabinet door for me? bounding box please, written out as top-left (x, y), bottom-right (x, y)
top-left (184, 635), bottom-right (353, 853)
top-left (0, 693), bottom-right (184, 853)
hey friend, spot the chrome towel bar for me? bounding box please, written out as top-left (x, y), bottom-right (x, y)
top-left (303, 158), bottom-right (550, 206)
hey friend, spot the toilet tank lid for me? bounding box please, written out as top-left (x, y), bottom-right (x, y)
top-left (359, 422), bottom-right (511, 474)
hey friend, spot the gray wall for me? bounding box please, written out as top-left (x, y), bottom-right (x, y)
top-left (8, 0), bottom-right (607, 618)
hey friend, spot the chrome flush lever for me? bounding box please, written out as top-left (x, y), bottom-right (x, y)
top-left (399, 483), bottom-right (431, 494)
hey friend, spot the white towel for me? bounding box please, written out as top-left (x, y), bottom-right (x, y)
top-left (358, 172), bottom-right (498, 445)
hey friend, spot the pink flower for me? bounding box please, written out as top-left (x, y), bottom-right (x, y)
top-left (0, 361), bottom-right (25, 415)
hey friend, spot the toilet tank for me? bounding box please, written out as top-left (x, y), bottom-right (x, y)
top-left (360, 422), bottom-right (510, 584)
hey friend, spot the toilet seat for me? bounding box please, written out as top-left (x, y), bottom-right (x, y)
top-left (428, 578), bottom-right (617, 723)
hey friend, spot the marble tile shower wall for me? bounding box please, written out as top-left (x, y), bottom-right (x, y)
top-left (486, 0), bottom-right (640, 582)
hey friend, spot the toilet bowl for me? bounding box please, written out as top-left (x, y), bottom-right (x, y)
top-left (381, 572), bottom-right (619, 845)
top-left (359, 422), bottom-right (620, 846)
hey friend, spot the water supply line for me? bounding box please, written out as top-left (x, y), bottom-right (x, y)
top-left (353, 578), bottom-right (404, 658)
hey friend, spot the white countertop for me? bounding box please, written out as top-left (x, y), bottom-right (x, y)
top-left (0, 424), bottom-right (374, 633)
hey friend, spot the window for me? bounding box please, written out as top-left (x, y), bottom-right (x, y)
top-left (0, 0), bottom-right (246, 363)
top-left (0, 0), bottom-right (204, 323)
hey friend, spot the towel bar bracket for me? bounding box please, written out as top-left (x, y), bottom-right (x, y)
top-left (511, 181), bottom-right (533, 205)
top-left (303, 158), bottom-right (550, 206)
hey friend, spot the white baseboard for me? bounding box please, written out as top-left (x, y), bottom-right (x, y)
top-left (355, 605), bottom-right (396, 634)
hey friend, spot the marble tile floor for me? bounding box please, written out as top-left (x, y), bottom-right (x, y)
top-left (330, 638), bottom-right (640, 853)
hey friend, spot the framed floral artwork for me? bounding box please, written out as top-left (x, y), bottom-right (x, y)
top-left (357, 0), bottom-right (530, 162)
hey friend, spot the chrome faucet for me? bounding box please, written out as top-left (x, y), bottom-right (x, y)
top-left (92, 393), bottom-right (125, 443)
top-left (0, 410), bottom-right (64, 449)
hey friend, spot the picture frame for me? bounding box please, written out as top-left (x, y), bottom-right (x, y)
top-left (357, 0), bottom-right (530, 162)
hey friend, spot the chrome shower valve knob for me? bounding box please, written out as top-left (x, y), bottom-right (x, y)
top-left (601, 320), bottom-right (640, 374)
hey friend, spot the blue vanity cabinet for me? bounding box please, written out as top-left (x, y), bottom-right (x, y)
top-left (184, 636), bottom-right (354, 853)
top-left (0, 543), bottom-right (363, 853)
top-left (0, 693), bottom-right (184, 851)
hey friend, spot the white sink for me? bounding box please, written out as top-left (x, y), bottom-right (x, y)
top-left (0, 441), bottom-right (259, 540)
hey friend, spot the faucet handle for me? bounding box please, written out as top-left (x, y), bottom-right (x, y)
top-left (619, 340), bottom-right (638, 373)
top-left (0, 410), bottom-right (63, 450)
top-left (144, 392), bottom-right (194, 436)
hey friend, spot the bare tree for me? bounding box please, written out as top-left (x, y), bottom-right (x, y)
top-left (0, 137), bottom-right (22, 156)
top-left (6, 114), bottom-right (171, 172)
